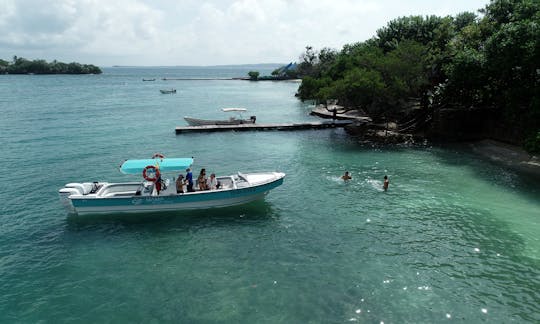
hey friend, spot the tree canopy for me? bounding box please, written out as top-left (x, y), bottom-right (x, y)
top-left (295, 0), bottom-right (539, 150)
top-left (1, 56), bottom-right (102, 74)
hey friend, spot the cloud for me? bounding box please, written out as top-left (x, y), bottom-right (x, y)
top-left (0, 0), bottom-right (163, 61)
top-left (0, 0), bottom-right (488, 66)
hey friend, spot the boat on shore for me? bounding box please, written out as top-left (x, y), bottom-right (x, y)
top-left (58, 156), bottom-right (285, 215)
top-left (184, 108), bottom-right (256, 126)
top-left (160, 89), bottom-right (176, 94)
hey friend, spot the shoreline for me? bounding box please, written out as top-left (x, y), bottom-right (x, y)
top-left (311, 106), bottom-right (540, 176)
top-left (469, 139), bottom-right (540, 175)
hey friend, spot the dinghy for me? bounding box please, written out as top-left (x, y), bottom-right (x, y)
top-left (184, 108), bottom-right (256, 126)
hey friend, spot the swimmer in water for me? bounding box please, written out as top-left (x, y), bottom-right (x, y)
top-left (341, 171), bottom-right (352, 181)
top-left (383, 175), bottom-right (389, 191)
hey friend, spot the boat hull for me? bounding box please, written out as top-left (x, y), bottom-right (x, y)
top-left (184, 116), bottom-right (256, 126)
top-left (63, 173), bottom-right (284, 215)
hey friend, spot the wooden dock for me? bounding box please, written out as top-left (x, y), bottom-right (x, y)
top-left (175, 120), bottom-right (353, 134)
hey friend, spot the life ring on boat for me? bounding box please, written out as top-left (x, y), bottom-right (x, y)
top-left (152, 153), bottom-right (165, 159)
top-left (143, 165), bottom-right (160, 182)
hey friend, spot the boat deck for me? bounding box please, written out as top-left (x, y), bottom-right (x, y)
top-left (175, 120), bottom-right (353, 133)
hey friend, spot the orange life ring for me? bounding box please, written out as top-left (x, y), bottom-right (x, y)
top-left (152, 153), bottom-right (165, 159)
top-left (143, 165), bottom-right (160, 182)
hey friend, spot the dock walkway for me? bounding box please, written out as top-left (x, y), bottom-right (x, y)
top-left (175, 120), bottom-right (353, 134)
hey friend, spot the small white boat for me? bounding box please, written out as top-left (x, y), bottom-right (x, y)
top-left (160, 89), bottom-right (176, 94)
top-left (59, 156), bottom-right (285, 215)
top-left (184, 108), bottom-right (256, 126)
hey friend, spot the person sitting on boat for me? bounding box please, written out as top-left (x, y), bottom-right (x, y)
top-left (185, 168), bottom-right (194, 192)
top-left (176, 174), bottom-right (185, 194)
top-left (208, 173), bottom-right (218, 190)
top-left (198, 168), bottom-right (208, 190)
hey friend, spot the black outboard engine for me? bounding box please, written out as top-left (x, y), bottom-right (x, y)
top-left (250, 116), bottom-right (256, 123)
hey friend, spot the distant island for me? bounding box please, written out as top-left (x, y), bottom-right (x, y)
top-left (0, 56), bottom-right (102, 74)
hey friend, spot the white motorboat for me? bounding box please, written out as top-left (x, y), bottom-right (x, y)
top-left (184, 108), bottom-right (256, 126)
top-left (59, 156), bottom-right (285, 215)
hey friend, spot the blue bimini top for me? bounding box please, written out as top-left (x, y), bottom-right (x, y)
top-left (119, 158), bottom-right (194, 175)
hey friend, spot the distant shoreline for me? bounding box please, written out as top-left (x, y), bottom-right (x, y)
top-left (110, 63), bottom-right (285, 68)
top-left (1, 56), bottom-right (101, 74)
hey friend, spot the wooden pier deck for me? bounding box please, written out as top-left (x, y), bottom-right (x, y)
top-left (175, 120), bottom-right (353, 134)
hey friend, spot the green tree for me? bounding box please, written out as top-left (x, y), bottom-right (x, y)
top-left (295, 0), bottom-right (539, 147)
top-left (3, 56), bottom-right (102, 74)
top-left (453, 12), bottom-right (478, 31)
top-left (247, 71), bottom-right (259, 80)
top-left (376, 15), bottom-right (451, 52)
top-left (0, 59), bottom-right (8, 73)
top-left (296, 46), bottom-right (318, 77)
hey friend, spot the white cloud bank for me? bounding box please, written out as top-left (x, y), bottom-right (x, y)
top-left (0, 0), bottom-right (489, 66)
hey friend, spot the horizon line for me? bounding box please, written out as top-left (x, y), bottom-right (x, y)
top-left (106, 63), bottom-right (290, 68)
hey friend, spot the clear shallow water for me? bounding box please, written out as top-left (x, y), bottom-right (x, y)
top-left (0, 67), bottom-right (539, 323)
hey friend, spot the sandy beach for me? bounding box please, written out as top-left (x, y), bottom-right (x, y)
top-left (470, 139), bottom-right (540, 175)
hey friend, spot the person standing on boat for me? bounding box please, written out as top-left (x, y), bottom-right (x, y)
top-left (185, 168), bottom-right (194, 192)
top-left (176, 174), bottom-right (185, 194)
top-left (155, 172), bottom-right (162, 195)
top-left (198, 168), bottom-right (208, 190)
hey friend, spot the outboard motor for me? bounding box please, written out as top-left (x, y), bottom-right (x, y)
top-left (250, 116), bottom-right (256, 123)
top-left (64, 182), bottom-right (93, 195)
top-left (58, 187), bottom-right (79, 213)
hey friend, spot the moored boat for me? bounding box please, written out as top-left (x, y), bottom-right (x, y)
top-left (184, 108), bottom-right (256, 126)
top-left (58, 156), bottom-right (285, 215)
top-left (160, 89), bottom-right (176, 94)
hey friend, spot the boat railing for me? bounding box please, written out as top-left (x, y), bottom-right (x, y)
top-left (103, 191), bottom-right (138, 198)
top-left (96, 182), bottom-right (140, 197)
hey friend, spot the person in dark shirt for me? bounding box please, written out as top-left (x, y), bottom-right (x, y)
top-left (185, 168), bottom-right (194, 192)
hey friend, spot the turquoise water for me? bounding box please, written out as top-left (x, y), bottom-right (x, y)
top-left (0, 67), bottom-right (539, 323)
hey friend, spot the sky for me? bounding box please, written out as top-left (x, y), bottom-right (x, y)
top-left (0, 0), bottom-right (490, 66)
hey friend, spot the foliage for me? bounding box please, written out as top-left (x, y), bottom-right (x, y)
top-left (297, 40), bottom-right (429, 118)
top-left (0, 59), bottom-right (8, 73)
top-left (524, 130), bottom-right (540, 153)
top-left (1, 56), bottom-right (102, 74)
top-left (247, 71), bottom-right (259, 80)
top-left (442, 0), bottom-right (539, 139)
top-left (376, 15), bottom-right (452, 52)
top-left (296, 0), bottom-right (540, 142)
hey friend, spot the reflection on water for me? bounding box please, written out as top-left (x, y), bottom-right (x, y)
top-left (65, 200), bottom-right (278, 231)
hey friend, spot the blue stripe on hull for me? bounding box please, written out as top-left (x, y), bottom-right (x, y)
top-left (70, 177), bottom-right (283, 215)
